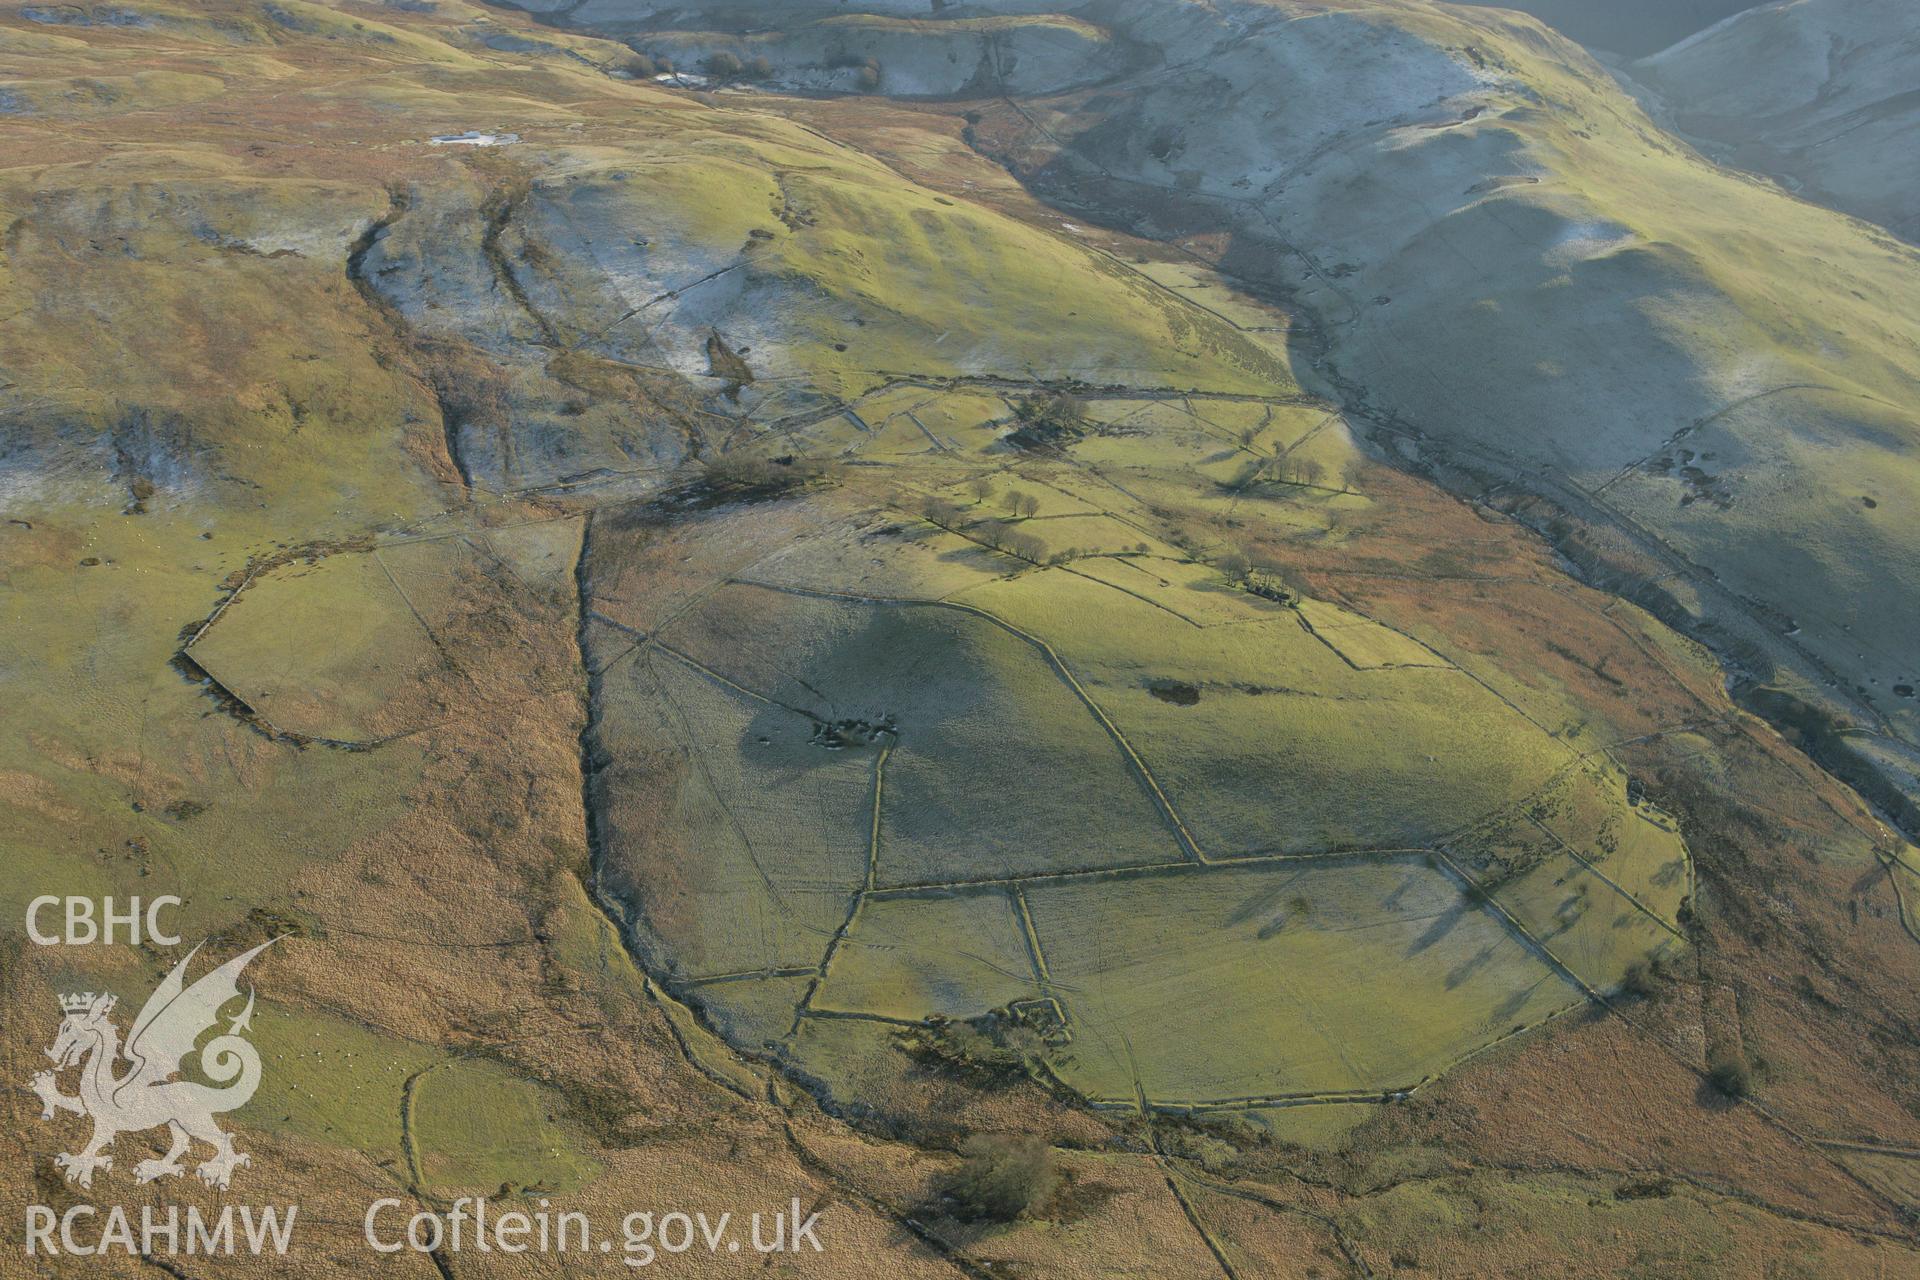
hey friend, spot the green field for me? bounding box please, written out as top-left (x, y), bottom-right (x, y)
top-left (1023, 859), bottom-right (1579, 1102)
top-left (411, 1057), bottom-right (603, 1197)
top-left (658, 582), bottom-right (1186, 883)
top-left (586, 449), bottom-right (1682, 1115)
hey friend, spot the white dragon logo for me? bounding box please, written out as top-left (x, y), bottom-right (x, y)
top-left (29, 939), bottom-right (276, 1191)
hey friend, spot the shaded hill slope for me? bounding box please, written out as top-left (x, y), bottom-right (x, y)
top-left (931, 0), bottom-right (1920, 833)
top-left (1628, 0), bottom-right (1920, 241)
top-left (1448, 0), bottom-right (1760, 58)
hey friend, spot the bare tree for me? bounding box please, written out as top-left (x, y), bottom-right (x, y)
top-left (1008, 532), bottom-right (1045, 563)
top-left (942, 1135), bottom-right (1057, 1223)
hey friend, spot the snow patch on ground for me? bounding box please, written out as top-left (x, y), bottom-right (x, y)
top-left (1545, 219), bottom-right (1638, 266)
top-left (428, 130), bottom-right (519, 146)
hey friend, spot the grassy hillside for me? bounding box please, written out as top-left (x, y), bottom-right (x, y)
top-left (1629, 0), bottom-right (1920, 241)
top-left (949, 0), bottom-right (1920, 845)
top-left (4, 0), bottom-right (1920, 1274)
top-left (1448, 0), bottom-right (1758, 57)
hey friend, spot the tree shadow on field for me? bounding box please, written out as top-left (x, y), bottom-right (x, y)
top-left (1544, 892), bottom-right (1586, 941)
top-left (1381, 876), bottom-right (1417, 912)
top-left (1444, 940), bottom-right (1500, 990)
top-left (1405, 900), bottom-right (1469, 957)
top-left (1224, 877), bottom-right (1304, 930)
top-left (1489, 982), bottom-right (1540, 1025)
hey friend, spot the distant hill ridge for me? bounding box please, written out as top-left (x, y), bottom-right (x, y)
top-left (1447, 0), bottom-right (1761, 58)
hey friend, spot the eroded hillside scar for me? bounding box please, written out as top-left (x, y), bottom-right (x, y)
top-left (344, 186), bottom-right (478, 493)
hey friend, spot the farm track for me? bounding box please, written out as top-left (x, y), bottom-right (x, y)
top-left (1135, 1129), bottom-right (1376, 1280)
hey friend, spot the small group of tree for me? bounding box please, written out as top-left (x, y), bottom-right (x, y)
top-left (941, 1135), bottom-right (1059, 1224)
top-left (1006, 391), bottom-right (1088, 450)
top-left (1216, 548), bottom-right (1295, 603)
top-left (1613, 1174), bottom-right (1675, 1201)
top-left (920, 495), bottom-right (965, 528)
top-left (1001, 489), bottom-right (1042, 519)
top-left (1707, 1048), bottom-right (1753, 1099)
top-left (697, 453), bottom-right (823, 499)
top-left (1243, 455), bottom-right (1330, 489)
top-left (920, 494), bottom-right (1072, 564)
top-left (1620, 953), bottom-right (1671, 1001)
top-left (704, 51), bottom-right (775, 81)
top-left (620, 53), bottom-right (667, 79)
top-left (1280, 457), bottom-right (1329, 487)
top-left (828, 51), bottom-right (883, 91)
top-left (897, 1017), bottom-right (1039, 1087)
top-left (1246, 569), bottom-right (1294, 603)
top-left (979, 520), bottom-right (1047, 564)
